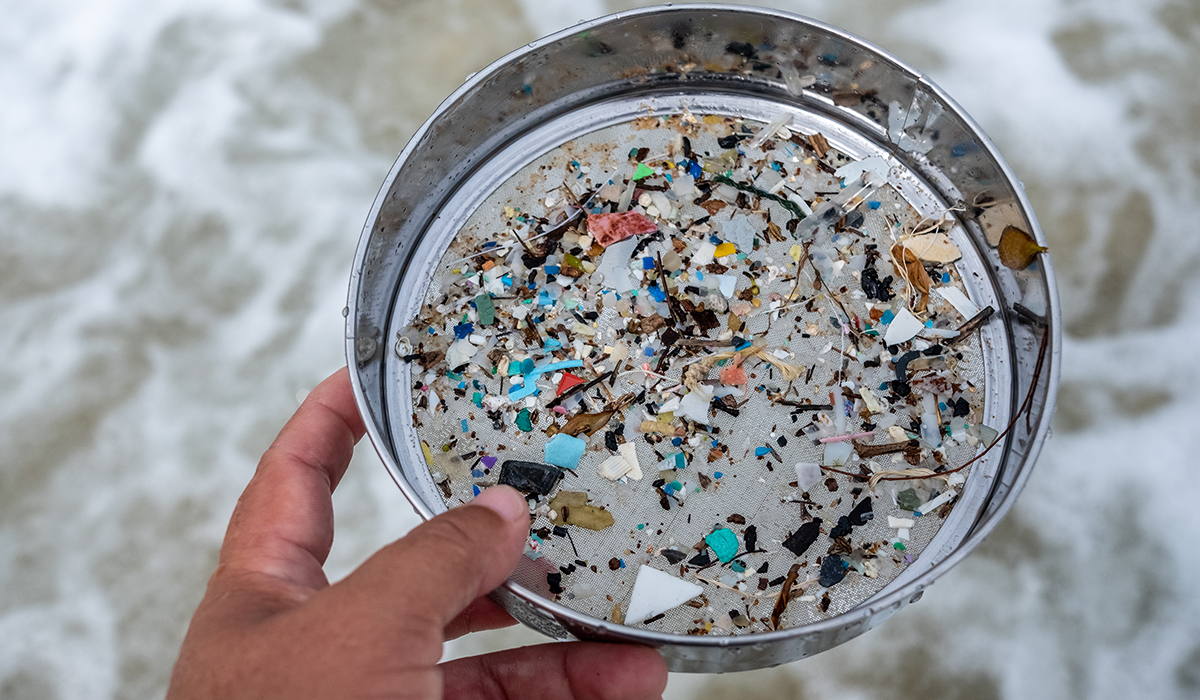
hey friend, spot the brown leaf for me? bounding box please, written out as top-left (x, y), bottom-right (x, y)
top-left (561, 410), bottom-right (615, 437)
top-left (997, 226), bottom-right (1048, 270)
top-left (890, 242), bottom-right (932, 311)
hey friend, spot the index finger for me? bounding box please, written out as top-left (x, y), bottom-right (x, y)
top-left (219, 368), bottom-right (367, 593)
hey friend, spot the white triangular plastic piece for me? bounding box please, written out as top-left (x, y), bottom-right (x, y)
top-left (933, 286), bottom-right (980, 319)
top-left (883, 308), bottom-right (924, 346)
top-left (624, 565), bottom-right (703, 625)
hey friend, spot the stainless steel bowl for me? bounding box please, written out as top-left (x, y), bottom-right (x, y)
top-left (346, 4), bottom-right (1059, 672)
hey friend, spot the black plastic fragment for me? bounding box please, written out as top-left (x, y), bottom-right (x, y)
top-left (848, 496), bottom-right (874, 526)
top-left (829, 515), bottom-right (853, 539)
top-left (860, 265), bottom-right (895, 301)
top-left (819, 553), bottom-right (848, 587)
top-left (744, 524), bottom-right (758, 553)
top-left (661, 549), bottom-right (687, 565)
top-left (725, 41), bottom-right (758, 59)
top-left (717, 133), bottom-right (746, 149)
top-left (688, 551), bottom-right (712, 567)
top-left (547, 572), bottom-right (564, 595)
top-left (894, 350), bottom-right (922, 383)
top-left (782, 520), bottom-right (821, 556)
top-left (952, 397), bottom-right (970, 417)
top-left (497, 460), bottom-right (562, 495)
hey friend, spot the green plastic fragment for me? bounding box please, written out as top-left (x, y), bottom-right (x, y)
top-left (731, 559), bottom-right (746, 573)
top-left (475, 293), bottom-right (495, 325)
top-left (515, 408), bottom-right (533, 432)
top-left (897, 488), bottom-right (922, 511)
top-left (894, 541), bottom-right (907, 551)
top-left (563, 254), bottom-right (584, 270)
top-left (633, 163), bottom-right (655, 180)
top-left (705, 528), bottom-right (739, 563)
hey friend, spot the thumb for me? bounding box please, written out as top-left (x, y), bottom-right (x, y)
top-left (331, 486), bottom-right (530, 655)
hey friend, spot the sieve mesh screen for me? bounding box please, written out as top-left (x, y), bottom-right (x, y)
top-left (398, 114), bottom-right (994, 636)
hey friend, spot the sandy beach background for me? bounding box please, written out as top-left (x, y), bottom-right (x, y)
top-left (3, 0), bottom-right (1199, 698)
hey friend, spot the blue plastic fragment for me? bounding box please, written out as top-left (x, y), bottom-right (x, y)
top-left (544, 338), bottom-right (562, 351)
top-left (472, 484), bottom-right (481, 497)
top-left (671, 437), bottom-right (682, 446)
top-left (868, 200), bottom-right (881, 210)
top-left (647, 285), bottom-right (666, 302)
top-left (507, 359), bottom-right (584, 401)
top-left (881, 309), bottom-right (895, 325)
top-left (942, 272), bottom-right (951, 283)
top-left (453, 323), bottom-right (474, 339)
top-left (545, 265), bottom-right (560, 275)
top-left (471, 469), bottom-right (484, 478)
top-left (643, 347), bottom-right (655, 357)
top-left (688, 160), bottom-right (702, 178)
top-left (714, 471), bottom-right (724, 479)
top-left (544, 433), bottom-right (586, 470)
top-left (461, 419), bottom-right (469, 433)
top-left (754, 446), bottom-right (770, 457)
top-left (643, 256), bottom-right (655, 270)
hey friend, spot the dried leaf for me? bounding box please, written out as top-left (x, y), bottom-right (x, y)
top-left (900, 232), bottom-right (962, 263)
top-left (771, 563), bottom-right (802, 630)
top-left (890, 242), bottom-right (932, 311)
top-left (561, 410), bottom-right (615, 437)
top-left (997, 226), bottom-right (1047, 270)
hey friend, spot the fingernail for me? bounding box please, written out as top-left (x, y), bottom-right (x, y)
top-left (471, 485), bottom-right (529, 524)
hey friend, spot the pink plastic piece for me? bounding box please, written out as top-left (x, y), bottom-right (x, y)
top-left (587, 211), bottom-right (658, 247)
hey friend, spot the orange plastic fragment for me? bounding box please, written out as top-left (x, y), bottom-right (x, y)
top-left (557, 372), bottom-right (586, 396)
top-left (481, 260), bottom-right (495, 271)
top-left (719, 356), bottom-right (747, 386)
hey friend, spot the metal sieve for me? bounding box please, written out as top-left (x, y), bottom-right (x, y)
top-left (346, 5), bottom-right (1059, 673)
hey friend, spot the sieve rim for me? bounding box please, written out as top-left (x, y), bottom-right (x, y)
top-left (346, 2), bottom-right (1060, 653)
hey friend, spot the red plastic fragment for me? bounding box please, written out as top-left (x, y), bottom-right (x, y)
top-left (587, 211), bottom-right (658, 248)
top-left (557, 372), bottom-right (586, 396)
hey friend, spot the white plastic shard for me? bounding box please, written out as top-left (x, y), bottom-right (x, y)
top-left (934, 286), bottom-right (980, 319)
top-left (676, 385), bottom-right (713, 423)
top-left (617, 442), bottom-right (643, 480)
top-left (795, 462), bottom-right (822, 491)
top-left (883, 307), bottom-right (925, 346)
top-left (624, 565), bottom-right (703, 624)
top-left (915, 488), bottom-right (957, 516)
top-left (834, 156), bottom-right (891, 187)
top-left (599, 442), bottom-right (644, 481)
top-left (597, 236), bottom-right (639, 291)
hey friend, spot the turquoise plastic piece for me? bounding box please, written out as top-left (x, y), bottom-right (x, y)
top-left (705, 528), bottom-right (739, 563)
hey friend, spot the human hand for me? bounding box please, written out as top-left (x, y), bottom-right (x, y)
top-left (167, 368), bottom-right (668, 699)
